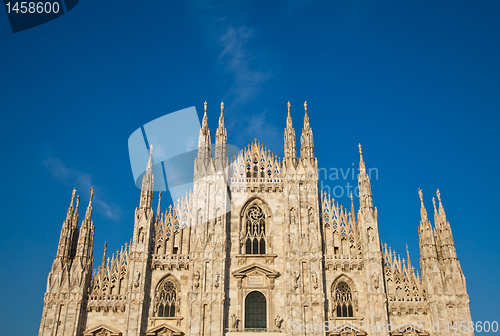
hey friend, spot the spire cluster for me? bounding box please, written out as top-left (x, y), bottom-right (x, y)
top-left (382, 243), bottom-right (424, 301)
top-left (284, 100), bottom-right (315, 166)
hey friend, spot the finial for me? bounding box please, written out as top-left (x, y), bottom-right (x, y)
top-left (204, 101), bottom-right (207, 114)
top-left (221, 101), bottom-right (224, 115)
top-left (89, 187), bottom-right (94, 202)
top-left (406, 243), bottom-right (412, 268)
top-left (70, 188), bottom-right (76, 207)
top-left (75, 195), bottom-right (80, 211)
top-left (418, 189), bottom-right (424, 205)
top-left (102, 241), bottom-right (107, 266)
top-left (287, 101), bottom-right (291, 115)
top-left (432, 197), bottom-right (437, 212)
top-left (358, 143), bottom-right (362, 156)
top-left (304, 101), bottom-right (308, 114)
top-left (145, 145), bottom-right (153, 173)
top-left (436, 189), bottom-right (442, 206)
top-left (157, 191), bottom-right (162, 215)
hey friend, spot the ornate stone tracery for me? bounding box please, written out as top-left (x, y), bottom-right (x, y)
top-left (154, 277), bottom-right (180, 318)
top-left (333, 281), bottom-right (354, 317)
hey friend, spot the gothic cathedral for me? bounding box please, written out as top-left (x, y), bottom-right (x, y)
top-left (39, 102), bottom-right (473, 336)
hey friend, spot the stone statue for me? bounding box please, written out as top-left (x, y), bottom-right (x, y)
top-left (275, 315), bottom-right (284, 329)
top-left (240, 231), bottom-right (246, 248)
top-left (134, 270), bottom-right (141, 288)
top-left (293, 271), bottom-right (300, 289)
top-left (312, 271), bottom-right (318, 289)
top-left (139, 227), bottom-right (145, 244)
top-left (230, 314), bottom-right (239, 329)
top-left (372, 273), bottom-right (379, 290)
top-left (214, 272), bottom-right (220, 288)
top-left (308, 208), bottom-right (314, 223)
top-left (194, 271), bottom-right (200, 289)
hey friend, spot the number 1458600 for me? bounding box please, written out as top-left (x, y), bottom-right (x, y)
top-left (5, 2), bottom-right (60, 14)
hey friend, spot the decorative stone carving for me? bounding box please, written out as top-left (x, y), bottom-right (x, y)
top-left (230, 314), bottom-right (239, 329)
top-left (372, 272), bottom-right (379, 290)
top-left (213, 272), bottom-right (220, 288)
top-left (311, 271), bottom-right (318, 289)
top-left (193, 271), bottom-right (200, 289)
top-left (293, 271), bottom-right (300, 290)
top-left (275, 315), bottom-right (284, 329)
top-left (134, 271), bottom-right (141, 288)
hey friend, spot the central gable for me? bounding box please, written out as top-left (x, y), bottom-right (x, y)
top-left (229, 139), bottom-right (282, 185)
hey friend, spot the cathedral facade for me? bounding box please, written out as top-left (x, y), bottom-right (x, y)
top-left (39, 102), bottom-right (473, 336)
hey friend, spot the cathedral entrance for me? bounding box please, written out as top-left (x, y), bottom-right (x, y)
top-left (244, 291), bottom-right (267, 329)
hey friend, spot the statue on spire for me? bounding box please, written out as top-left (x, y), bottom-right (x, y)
top-left (70, 188), bottom-right (76, 207)
top-left (284, 101), bottom-right (296, 166)
top-left (436, 189), bottom-right (443, 208)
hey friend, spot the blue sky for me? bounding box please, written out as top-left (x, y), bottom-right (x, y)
top-left (1, 0), bottom-right (499, 333)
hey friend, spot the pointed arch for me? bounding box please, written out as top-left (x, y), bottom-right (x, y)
top-left (153, 274), bottom-right (181, 318)
top-left (240, 197), bottom-right (272, 255)
top-left (331, 274), bottom-right (357, 318)
top-left (240, 196), bottom-right (273, 219)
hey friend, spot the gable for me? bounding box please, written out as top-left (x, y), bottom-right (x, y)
top-left (232, 263), bottom-right (279, 278)
top-left (83, 324), bottom-right (122, 336)
top-left (146, 322), bottom-right (184, 336)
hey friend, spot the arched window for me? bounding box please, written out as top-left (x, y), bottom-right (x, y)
top-left (243, 205), bottom-right (266, 254)
top-left (245, 291), bottom-right (266, 329)
top-left (333, 281), bottom-right (354, 317)
top-left (155, 278), bottom-right (178, 317)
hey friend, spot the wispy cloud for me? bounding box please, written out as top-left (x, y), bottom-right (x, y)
top-left (218, 25), bottom-right (270, 104)
top-left (43, 157), bottom-right (121, 220)
top-left (191, 1), bottom-right (278, 150)
top-left (216, 25), bottom-right (279, 149)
